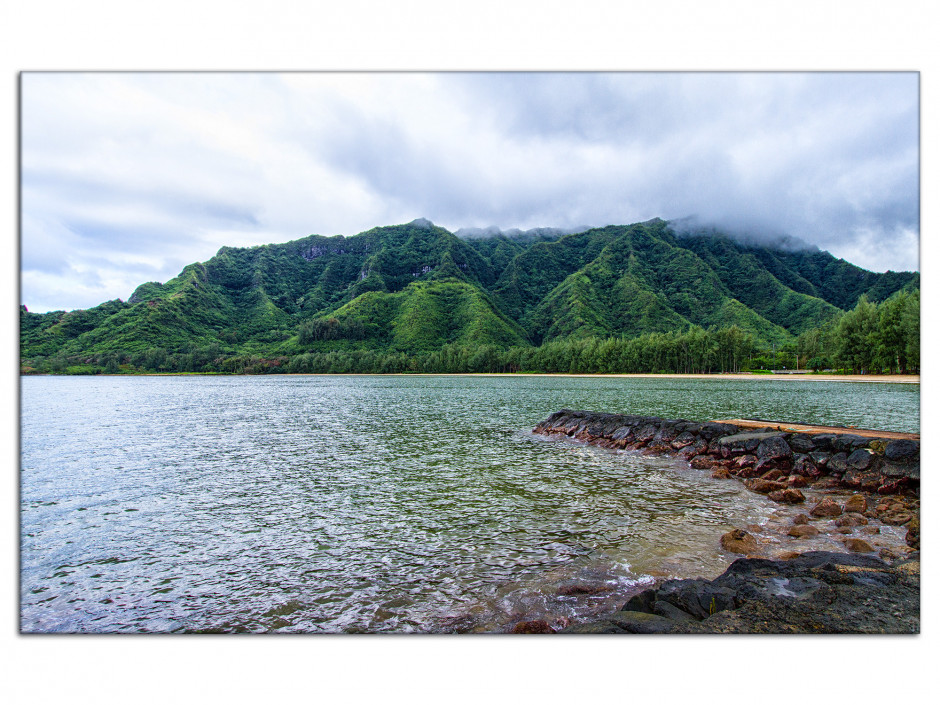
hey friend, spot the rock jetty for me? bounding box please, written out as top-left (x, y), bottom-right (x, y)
top-left (529, 410), bottom-right (920, 633)
top-left (534, 409), bottom-right (919, 501)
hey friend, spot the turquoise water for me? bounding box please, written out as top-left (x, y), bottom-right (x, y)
top-left (20, 374), bottom-right (918, 632)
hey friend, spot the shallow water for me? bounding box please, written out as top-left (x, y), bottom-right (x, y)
top-left (20, 374), bottom-right (918, 632)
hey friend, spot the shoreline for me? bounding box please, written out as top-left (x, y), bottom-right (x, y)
top-left (24, 371), bottom-right (921, 384)
top-left (522, 409), bottom-right (920, 634)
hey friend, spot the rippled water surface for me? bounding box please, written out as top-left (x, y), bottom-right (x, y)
top-left (20, 374), bottom-right (918, 632)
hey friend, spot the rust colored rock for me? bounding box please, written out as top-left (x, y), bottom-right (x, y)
top-left (905, 516), bottom-right (920, 549)
top-left (786, 474), bottom-right (808, 488)
top-left (720, 529), bottom-right (758, 554)
top-left (745, 479), bottom-right (788, 494)
top-left (736, 464), bottom-right (766, 479)
top-left (733, 454), bottom-right (758, 469)
top-left (792, 454), bottom-right (821, 479)
top-left (768, 488), bottom-right (805, 504)
top-left (760, 469), bottom-right (786, 482)
top-left (711, 468), bottom-right (732, 479)
top-left (843, 538), bottom-right (874, 553)
top-left (881, 511), bottom-right (913, 526)
top-left (812, 477), bottom-right (843, 490)
top-left (788, 524), bottom-right (820, 538)
top-left (690, 455), bottom-right (718, 470)
top-left (833, 513), bottom-right (868, 527)
top-left (792, 514), bottom-right (810, 525)
top-left (511, 620), bottom-right (555, 634)
top-left (861, 526), bottom-right (881, 535)
top-left (843, 494), bottom-right (867, 514)
top-left (810, 497), bottom-right (843, 518)
top-left (776, 551), bottom-right (802, 560)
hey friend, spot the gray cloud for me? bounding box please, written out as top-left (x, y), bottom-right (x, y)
top-left (20, 72), bottom-right (919, 312)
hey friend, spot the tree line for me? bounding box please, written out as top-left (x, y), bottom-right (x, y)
top-left (21, 290), bottom-right (918, 376)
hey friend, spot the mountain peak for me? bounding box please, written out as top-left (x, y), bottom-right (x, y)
top-left (408, 218), bottom-right (435, 230)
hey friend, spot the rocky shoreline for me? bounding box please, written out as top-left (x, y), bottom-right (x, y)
top-left (520, 409), bottom-right (920, 634)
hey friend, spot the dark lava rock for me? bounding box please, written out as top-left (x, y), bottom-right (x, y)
top-left (599, 552), bottom-right (919, 634)
top-left (885, 440), bottom-right (919, 462)
top-left (699, 422), bottom-right (740, 440)
top-left (606, 610), bottom-right (675, 634)
top-left (789, 434), bottom-right (816, 454)
top-left (811, 434), bottom-right (838, 451)
top-left (847, 448), bottom-right (877, 470)
top-left (827, 452), bottom-right (849, 474)
top-left (833, 435), bottom-right (871, 452)
top-left (792, 454), bottom-right (821, 478)
top-left (756, 436), bottom-right (793, 461)
top-left (809, 451), bottom-right (831, 467)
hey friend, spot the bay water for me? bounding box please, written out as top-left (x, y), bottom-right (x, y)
top-left (20, 374), bottom-right (919, 633)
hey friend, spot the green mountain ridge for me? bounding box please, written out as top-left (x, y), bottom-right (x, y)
top-left (20, 217), bottom-right (919, 368)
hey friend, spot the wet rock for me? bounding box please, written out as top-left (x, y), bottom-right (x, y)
top-left (786, 475), bottom-right (808, 488)
top-left (885, 440), bottom-right (919, 462)
top-left (721, 529), bottom-right (758, 554)
top-left (744, 479), bottom-right (788, 494)
top-left (881, 511), bottom-right (913, 526)
top-left (810, 434), bottom-right (838, 451)
top-left (792, 454), bottom-right (822, 478)
top-left (557, 584), bottom-right (610, 596)
top-left (760, 469), bottom-right (786, 482)
top-left (793, 514), bottom-right (810, 525)
top-left (736, 464), bottom-right (767, 479)
top-left (769, 488), bottom-right (805, 504)
top-left (812, 477), bottom-right (843, 490)
top-left (833, 435), bottom-right (871, 452)
top-left (905, 516), bottom-right (920, 549)
top-left (827, 452), bottom-right (849, 475)
top-left (733, 454), bottom-right (758, 469)
top-left (810, 498), bottom-right (843, 518)
top-left (833, 513), bottom-right (868, 527)
top-left (776, 551), bottom-right (802, 560)
top-left (510, 620), bottom-right (556, 634)
top-left (754, 456), bottom-right (792, 475)
top-left (711, 468), bottom-right (732, 479)
top-left (788, 524), bottom-right (820, 538)
top-left (671, 431), bottom-right (697, 449)
top-left (843, 538), bottom-right (874, 553)
top-left (844, 494), bottom-right (868, 514)
top-left (861, 526), bottom-right (881, 535)
top-left (606, 610), bottom-right (675, 634)
top-left (756, 436), bottom-right (793, 462)
top-left (559, 621), bottom-right (626, 634)
top-left (809, 451), bottom-right (831, 467)
top-left (847, 449), bottom-right (877, 470)
top-left (789, 435), bottom-right (816, 454)
top-left (690, 455), bottom-right (719, 470)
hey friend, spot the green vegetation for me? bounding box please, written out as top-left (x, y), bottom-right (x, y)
top-left (20, 218), bottom-right (919, 376)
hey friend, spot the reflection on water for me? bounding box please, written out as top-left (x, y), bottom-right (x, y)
top-left (20, 374), bottom-right (918, 632)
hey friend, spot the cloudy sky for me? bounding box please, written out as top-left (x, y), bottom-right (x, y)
top-left (20, 71), bottom-right (919, 313)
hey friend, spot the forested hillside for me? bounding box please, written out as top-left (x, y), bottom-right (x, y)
top-left (20, 218), bottom-right (919, 375)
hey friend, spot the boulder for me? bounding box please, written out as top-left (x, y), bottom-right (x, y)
top-left (711, 468), bottom-right (732, 479)
top-left (810, 498), bottom-right (843, 518)
top-left (787, 524), bottom-right (820, 538)
top-left (843, 538), bottom-right (874, 553)
top-left (792, 514), bottom-right (810, 525)
top-left (788, 435), bottom-right (816, 454)
top-left (847, 449), bottom-right (877, 470)
top-left (756, 436), bottom-right (793, 462)
top-left (792, 454), bottom-right (821, 478)
top-left (833, 513), bottom-right (868, 527)
top-left (884, 440), bottom-right (919, 462)
top-left (827, 452), bottom-right (849, 474)
top-left (768, 488), bottom-right (805, 504)
top-left (744, 479), bottom-right (788, 494)
top-left (786, 475), bottom-right (808, 488)
top-left (733, 454), bottom-right (758, 469)
top-left (844, 494), bottom-right (868, 514)
top-left (720, 529), bottom-right (758, 554)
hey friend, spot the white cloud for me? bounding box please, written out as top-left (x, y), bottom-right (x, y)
top-left (20, 72), bottom-right (920, 312)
